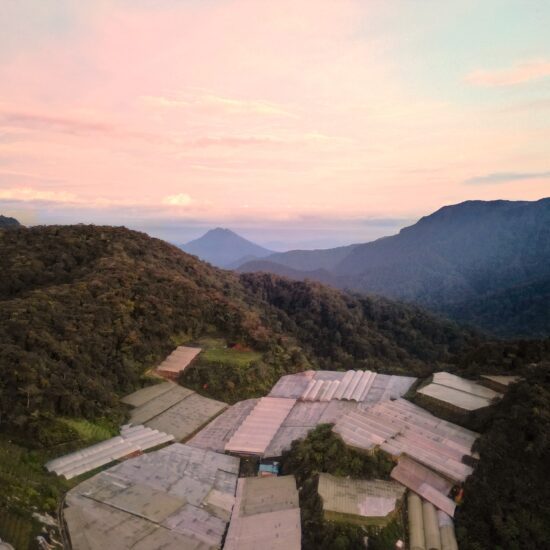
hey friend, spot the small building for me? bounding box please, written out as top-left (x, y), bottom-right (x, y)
top-left (258, 461), bottom-right (280, 477)
top-left (156, 346), bottom-right (201, 380)
top-left (224, 475), bottom-right (301, 550)
top-left (416, 372), bottom-right (502, 414)
top-left (317, 473), bottom-right (405, 527)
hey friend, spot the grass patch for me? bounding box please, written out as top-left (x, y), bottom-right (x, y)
top-left (58, 418), bottom-right (117, 442)
top-left (197, 337), bottom-right (262, 367)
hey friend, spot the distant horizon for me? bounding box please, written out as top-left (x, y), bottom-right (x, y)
top-left (4, 195), bottom-right (548, 251)
top-left (1, 1), bottom-right (550, 247)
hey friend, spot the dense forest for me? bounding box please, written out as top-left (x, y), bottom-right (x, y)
top-left (2, 224), bottom-right (550, 550)
top-left (280, 424), bottom-right (399, 550)
top-left (1, 224), bottom-right (481, 432)
top-left (456, 363), bottom-right (550, 549)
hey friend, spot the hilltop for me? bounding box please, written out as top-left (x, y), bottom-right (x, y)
top-left (180, 227), bottom-right (274, 267)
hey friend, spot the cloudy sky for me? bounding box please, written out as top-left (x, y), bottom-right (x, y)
top-left (1, 0), bottom-right (549, 248)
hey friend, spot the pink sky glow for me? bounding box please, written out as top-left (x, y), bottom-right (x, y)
top-left (0, 0), bottom-right (549, 246)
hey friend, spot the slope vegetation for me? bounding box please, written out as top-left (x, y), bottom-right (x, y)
top-left (1, 224), bottom-right (479, 433)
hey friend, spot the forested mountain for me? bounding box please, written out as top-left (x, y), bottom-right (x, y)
top-left (0, 215), bottom-right (21, 229)
top-left (0, 224), bottom-right (483, 434)
top-left (2, 224), bottom-right (550, 550)
top-left (239, 198), bottom-right (550, 337)
top-left (180, 227), bottom-right (274, 267)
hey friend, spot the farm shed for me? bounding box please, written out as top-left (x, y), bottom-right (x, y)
top-left (417, 372), bottom-right (502, 413)
top-left (64, 443), bottom-right (239, 550)
top-left (156, 346), bottom-right (202, 379)
top-left (317, 473), bottom-right (405, 527)
top-left (224, 476), bottom-right (301, 550)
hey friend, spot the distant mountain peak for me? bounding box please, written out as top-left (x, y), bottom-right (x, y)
top-left (180, 228), bottom-right (273, 268)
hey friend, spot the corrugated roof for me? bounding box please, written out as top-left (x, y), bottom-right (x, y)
top-left (333, 398), bottom-right (478, 483)
top-left (391, 456), bottom-right (455, 517)
top-left (224, 476), bottom-right (301, 550)
top-left (45, 426), bottom-right (174, 479)
top-left (225, 397), bottom-right (296, 456)
top-left (297, 370), bottom-right (416, 403)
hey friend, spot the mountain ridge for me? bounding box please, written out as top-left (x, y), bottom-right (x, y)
top-left (238, 198), bottom-right (550, 337)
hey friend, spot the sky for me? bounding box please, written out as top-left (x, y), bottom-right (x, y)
top-left (0, 0), bottom-right (549, 249)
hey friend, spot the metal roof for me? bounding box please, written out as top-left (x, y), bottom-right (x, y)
top-left (224, 476), bottom-right (301, 550)
top-left (333, 398), bottom-right (478, 483)
top-left (45, 426), bottom-right (174, 479)
top-left (157, 346), bottom-right (202, 375)
top-left (64, 444), bottom-right (239, 550)
top-left (225, 397), bottom-right (296, 456)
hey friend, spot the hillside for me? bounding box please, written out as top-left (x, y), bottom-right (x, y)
top-left (239, 198), bottom-right (550, 337)
top-left (180, 227), bottom-right (274, 267)
top-left (0, 224), bottom-right (483, 435)
top-left (0, 215), bottom-right (21, 229)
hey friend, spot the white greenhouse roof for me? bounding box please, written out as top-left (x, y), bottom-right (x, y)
top-left (269, 370), bottom-right (416, 404)
top-left (45, 426), bottom-right (174, 479)
top-left (157, 346), bottom-right (202, 375)
top-left (187, 398), bottom-right (260, 453)
top-left (333, 398), bottom-right (479, 483)
top-left (64, 444), bottom-right (239, 550)
top-left (417, 372), bottom-right (502, 411)
top-left (122, 382), bottom-right (227, 441)
top-left (318, 473), bottom-right (405, 520)
top-left (225, 397), bottom-right (296, 456)
top-left (224, 476), bottom-right (301, 550)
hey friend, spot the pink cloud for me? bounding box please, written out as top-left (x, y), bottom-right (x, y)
top-left (465, 59), bottom-right (550, 87)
